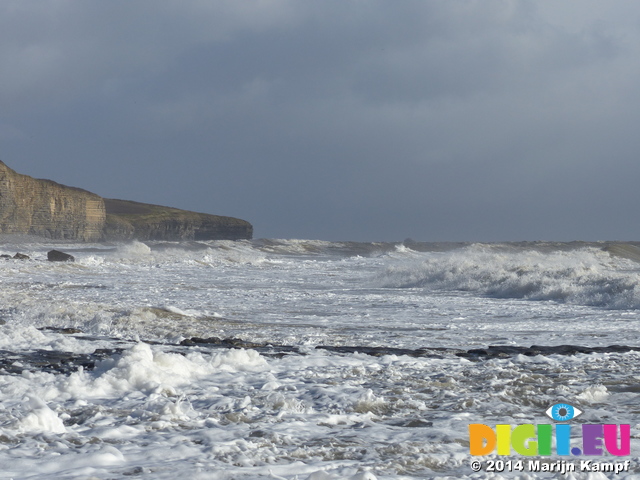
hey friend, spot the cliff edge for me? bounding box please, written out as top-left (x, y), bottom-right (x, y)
top-left (0, 161), bottom-right (253, 242)
top-left (0, 161), bottom-right (105, 241)
top-left (103, 198), bottom-right (253, 241)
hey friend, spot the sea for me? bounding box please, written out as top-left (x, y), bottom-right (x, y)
top-left (0, 237), bottom-right (639, 479)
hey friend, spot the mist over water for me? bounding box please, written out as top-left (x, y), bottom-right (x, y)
top-left (0, 238), bottom-right (639, 478)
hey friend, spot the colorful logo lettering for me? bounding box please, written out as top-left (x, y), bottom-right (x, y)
top-left (469, 404), bottom-right (630, 457)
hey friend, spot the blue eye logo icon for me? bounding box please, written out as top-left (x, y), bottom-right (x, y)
top-left (545, 403), bottom-right (582, 422)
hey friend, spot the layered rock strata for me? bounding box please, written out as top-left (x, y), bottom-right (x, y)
top-left (0, 161), bottom-right (253, 241)
top-left (0, 161), bottom-right (105, 241)
top-left (103, 198), bottom-right (253, 241)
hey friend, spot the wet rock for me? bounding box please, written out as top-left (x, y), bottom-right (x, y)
top-left (0, 348), bottom-right (121, 375)
top-left (39, 326), bottom-right (84, 335)
top-left (179, 336), bottom-right (301, 357)
top-left (0, 253), bottom-right (30, 260)
top-left (315, 345), bottom-right (446, 358)
top-left (455, 344), bottom-right (640, 359)
top-left (180, 336), bottom-right (265, 349)
top-left (47, 250), bottom-right (75, 262)
top-left (388, 418), bottom-right (433, 428)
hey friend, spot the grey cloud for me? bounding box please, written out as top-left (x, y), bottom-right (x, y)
top-left (3, 1), bottom-right (640, 241)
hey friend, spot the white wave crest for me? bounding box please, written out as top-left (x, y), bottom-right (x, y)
top-left (377, 246), bottom-right (640, 309)
top-left (114, 241), bottom-right (152, 259)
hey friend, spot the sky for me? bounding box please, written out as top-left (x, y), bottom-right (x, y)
top-left (2, 1), bottom-right (640, 242)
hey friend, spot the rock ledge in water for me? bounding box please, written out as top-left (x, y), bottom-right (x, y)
top-left (47, 250), bottom-right (75, 262)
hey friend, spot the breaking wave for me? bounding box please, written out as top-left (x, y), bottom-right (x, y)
top-left (377, 244), bottom-right (640, 309)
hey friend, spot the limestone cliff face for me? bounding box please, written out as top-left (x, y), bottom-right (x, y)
top-left (103, 199), bottom-right (253, 241)
top-left (0, 161), bottom-right (253, 242)
top-left (0, 161), bottom-right (105, 241)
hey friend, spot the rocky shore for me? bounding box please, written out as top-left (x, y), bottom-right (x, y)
top-left (0, 161), bottom-right (252, 241)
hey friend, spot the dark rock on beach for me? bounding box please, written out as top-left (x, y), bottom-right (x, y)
top-left (4, 325), bottom-right (639, 378)
top-left (47, 250), bottom-right (75, 262)
top-left (0, 347), bottom-right (121, 375)
top-left (456, 344), bottom-right (640, 359)
top-left (1, 253), bottom-right (31, 260)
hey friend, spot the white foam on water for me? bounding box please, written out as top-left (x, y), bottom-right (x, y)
top-left (0, 240), bottom-right (638, 478)
top-left (377, 245), bottom-right (640, 309)
top-left (17, 396), bottom-right (66, 434)
top-left (0, 342), bottom-right (639, 478)
top-left (115, 240), bottom-right (152, 259)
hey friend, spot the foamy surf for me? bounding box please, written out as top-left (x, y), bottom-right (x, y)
top-left (377, 244), bottom-right (640, 309)
top-left (0, 238), bottom-right (639, 478)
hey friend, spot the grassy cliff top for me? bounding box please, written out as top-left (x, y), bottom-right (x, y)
top-left (104, 198), bottom-right (250, 225)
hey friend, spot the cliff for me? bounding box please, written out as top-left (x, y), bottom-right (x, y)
top-left (0, 161), bottom-right (253, 242)
top-left (0, 161), bottom-right (105, 241)
top-left (103, 199), bottom-right (253, 241)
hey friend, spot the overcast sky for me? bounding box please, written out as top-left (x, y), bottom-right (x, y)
top-left (2, 1), bottom-right (640, 241)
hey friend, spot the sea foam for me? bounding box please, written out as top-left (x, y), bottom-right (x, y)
top-left (377, 245), bottom-right (640, 309)
top-left (0, 239), bottom-right (639, 478)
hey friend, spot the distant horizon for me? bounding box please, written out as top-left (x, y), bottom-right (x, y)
top-left (3, 229), bottom-right (640, 246)
top-left (5, 159), bottom-right (640, 244)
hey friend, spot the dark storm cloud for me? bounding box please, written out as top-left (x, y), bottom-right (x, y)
top-left (2, 0), bottom-right (640, 241)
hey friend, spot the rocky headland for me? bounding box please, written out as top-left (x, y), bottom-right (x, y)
top-left (0, 161), bottom-right (252, 242)
top-left (103, 198), bottom-right (252, 241)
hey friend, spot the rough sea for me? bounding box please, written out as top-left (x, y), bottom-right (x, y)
top-left (1, 238), bottom-right (640, 479)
